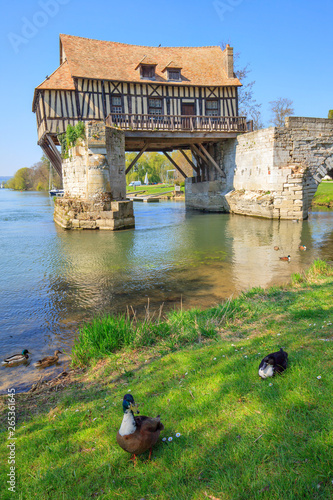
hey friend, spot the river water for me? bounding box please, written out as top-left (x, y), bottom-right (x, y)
top-left (1, 189), bottom-right (332, 393)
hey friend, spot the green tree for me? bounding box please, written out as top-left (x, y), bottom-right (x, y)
top-left (328, 110), bottom-right (333, 119)
top-left (6, 167), bottom-right (32, 190)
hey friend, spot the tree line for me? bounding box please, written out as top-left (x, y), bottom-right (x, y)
top-left (6, 156), bottom-right (62, 191)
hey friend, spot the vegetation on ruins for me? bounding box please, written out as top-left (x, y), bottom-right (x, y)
top-left (328, 109), bottom-right (333, 119)
top-left (58, 122), bottom-right (86, 159)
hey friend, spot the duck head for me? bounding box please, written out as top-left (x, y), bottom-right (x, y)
top-left (55, 350), bottom-right (62, 355)
top-left (259, 356), bottom-right (275, 379)
top-left (22, 349), bottom-right (30, 356)
top-left (122, 394), bottom-right (139, 414)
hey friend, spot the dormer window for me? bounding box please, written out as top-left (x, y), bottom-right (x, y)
top-left (167, 69), bottom-right (181, 81)
top-left (141, 65), bottom-right (156, 79)
top-left (162, 61), bottom-right (182, 82)
top-left (135, 56), bottom-right (157, 80)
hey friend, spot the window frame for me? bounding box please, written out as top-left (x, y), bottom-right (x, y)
top-left (205, 98), bottom-right (220, 117)
top-left (140, 65), bottom-right (156, 80)
top-left (167, 69), bottom-right (181, 81)
top-left (148, 97), bottom-right (163, 115)
top-left (111, 95), bottom-right (123, 114)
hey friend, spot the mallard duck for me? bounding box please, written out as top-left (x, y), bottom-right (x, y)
top-left (35, 350), bottom-right (62, 368)
top-left (116, 394), bottom-right (164, 461)
top-left (259, 348), bottom-right (288, 379)
top-left (299, 245), bottom-right (306, 251)
top-left (3, 349), bottom-right (30, 364)
top-left (280, 255), bottom-right (290, 261)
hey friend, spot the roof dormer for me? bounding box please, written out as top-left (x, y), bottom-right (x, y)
top-left (135, 55), bottom-right (157, 80)
top-left (162, 61), bottom-right (182, 81)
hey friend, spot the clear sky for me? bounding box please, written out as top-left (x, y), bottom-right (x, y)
top-left (0, 0), bottom-right (332, 176)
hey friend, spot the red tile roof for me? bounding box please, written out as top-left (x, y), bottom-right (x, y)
top-left (36, 60), bottom-right (75, 90)
top-left (59, 34), bottom-right (241, 87)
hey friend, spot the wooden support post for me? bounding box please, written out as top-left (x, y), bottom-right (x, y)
top-left (179, 149), bottom-right (199, 174)
top-left (199, 143), bottom-right (225, 178)
top-left (125, 144), bottom-right (148, 175)
top-left (163, 151), bottom-right (188, 179)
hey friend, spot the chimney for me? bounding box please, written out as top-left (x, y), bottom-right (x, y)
top-left (224, 44), bottom-right (234, 78)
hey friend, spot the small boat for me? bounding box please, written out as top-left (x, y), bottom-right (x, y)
top-left (49, 189), bottom-right (64, 197)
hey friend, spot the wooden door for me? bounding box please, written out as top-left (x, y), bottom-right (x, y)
top-left (181, 104), bottom-right (195, 129)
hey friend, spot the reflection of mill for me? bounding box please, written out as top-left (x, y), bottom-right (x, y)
top-left (225, 217), bottom-right (306, 291)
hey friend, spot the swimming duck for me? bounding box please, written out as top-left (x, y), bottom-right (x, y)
top-left (274, 246), bottom-right (279, 251)
top-left (116, 394), bottom-right (164, 461)
top-left (279, 255), bottom-right (290, 261)
top-left (35, 350), bottom-right (62, 368)
top-left (3, 349), bottom-right (30, 365)
top-left (299, 245), bottom-right (306, 251)
top-left (259, 348), bottom-right (288, 379)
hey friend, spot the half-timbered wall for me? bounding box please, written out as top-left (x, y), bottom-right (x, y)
top-left (35, 79), bottom-right (238, 140)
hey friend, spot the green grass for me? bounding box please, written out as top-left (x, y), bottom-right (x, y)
top-left (312, 181), bottom-right (333, 206)
top-left (1, 260), bottom-right (333, 499)
top-left (126, 183), bottom-right (184, 196)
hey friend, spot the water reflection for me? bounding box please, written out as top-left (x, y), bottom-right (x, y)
top-left (0, 191), bottom-right (332, 393)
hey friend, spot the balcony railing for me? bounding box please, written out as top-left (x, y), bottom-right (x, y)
top-left (105, 113), bottom-right (247, 133)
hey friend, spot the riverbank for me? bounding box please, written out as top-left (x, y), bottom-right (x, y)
top-left (1, 260), bottom-right (332, 499)
top-left (312, 180), bottom-right (333, 207)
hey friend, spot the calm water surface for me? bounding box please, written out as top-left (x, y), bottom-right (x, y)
top-left (1, 189), bottom-right (332, 393)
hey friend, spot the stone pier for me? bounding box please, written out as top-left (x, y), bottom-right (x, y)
top-left (54, 122), bottom-right (135, 230)
top-left (185, 117), bottom-right (333, 220)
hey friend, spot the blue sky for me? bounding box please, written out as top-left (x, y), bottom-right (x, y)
top-left (1, 0), bottom-right (332, 175)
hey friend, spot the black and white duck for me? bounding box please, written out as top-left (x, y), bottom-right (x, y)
top-left (258, 348), bottom-right (288, 379)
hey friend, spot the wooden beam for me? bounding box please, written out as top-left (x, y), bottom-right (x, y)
top-left (125, 144), bottom-right (148, 174)
top-left (179, 149), bottom-right (199, 174)
top-left (163, 151), bottom-right (188, 179)
top-left (191, 144), bottom-right (210, 169)
top-left (199, 144), bottom-right (225, 178)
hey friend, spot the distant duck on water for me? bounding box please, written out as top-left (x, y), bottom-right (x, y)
top-left (35, 350), bottom-right (62, 368)
top-left (280, 255), bottom-right (290, 261)
top-left (299, 245), bottom-right (307, 251)
top-left (274, 246), bottom-right (279, 251)
top-left (117, 394), bottom-right (164, 462)
top-left (259, 348), bottom-right (288, 379)
top-left (3, 349), bottom-right (30, 365)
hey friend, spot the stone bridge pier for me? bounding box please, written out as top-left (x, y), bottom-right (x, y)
top-left (54, 122), bottom-right (135, 230)
top-left (186, 117), bottom-right (333, 220)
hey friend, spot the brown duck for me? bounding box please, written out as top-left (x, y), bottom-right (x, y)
top-left (116, 394), bottom-right (164, 461)
top-left (35, 350), bottom-right (62, 368)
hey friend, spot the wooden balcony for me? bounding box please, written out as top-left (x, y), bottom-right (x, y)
top-left (106, 113), bottom-right (247, 133)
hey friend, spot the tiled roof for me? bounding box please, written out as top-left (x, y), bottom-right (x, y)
top-left (36, 61), bottom-right (75, 90)
top-left (59, 34), bottom-right (241, 87)
top-left (162, 61), bottom-right (183, 72)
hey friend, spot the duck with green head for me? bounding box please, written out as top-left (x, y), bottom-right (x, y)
top-left (3, 349), bottom-right (30, 365)
top-left (116, 394), bottom-right (164, 461)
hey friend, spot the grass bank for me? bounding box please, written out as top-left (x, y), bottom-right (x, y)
top-left (312, 181), bottom-right (333, 207)
top-left (127, 183), bottom-right (184, 197)
top-left (1, 260), bottom-right (333, 499)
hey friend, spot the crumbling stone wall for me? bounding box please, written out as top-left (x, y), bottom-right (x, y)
top-left (186, 117), bottom-right (333, 220)
top-left (55, 121), bottom-right (134, 230)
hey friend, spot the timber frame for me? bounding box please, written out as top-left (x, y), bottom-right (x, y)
top-left (33, 35), bottom-right (246, 177)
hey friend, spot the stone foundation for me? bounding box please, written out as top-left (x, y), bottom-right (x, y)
top-left (185, 117), bottom-right (333, 220)
top-left (54, 197), bottom-right (135, 230)
top-left (55, 121), bottom-right (134, 230)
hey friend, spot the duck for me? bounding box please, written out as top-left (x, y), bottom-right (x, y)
top-left (274, 246), bottom-right (279, 251)
top-left (3, 349), bottom-right (30, 365)
top-left (116, 394), bottom-right (164, 462)
top-left (35, 350), bottom-right (62, 368)
top-left (259, 348), bottom-right (288, 379)
top-left (279, 255), bottom-right (290, 261)
top-left (299, 245), bottom-right (307, 251)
